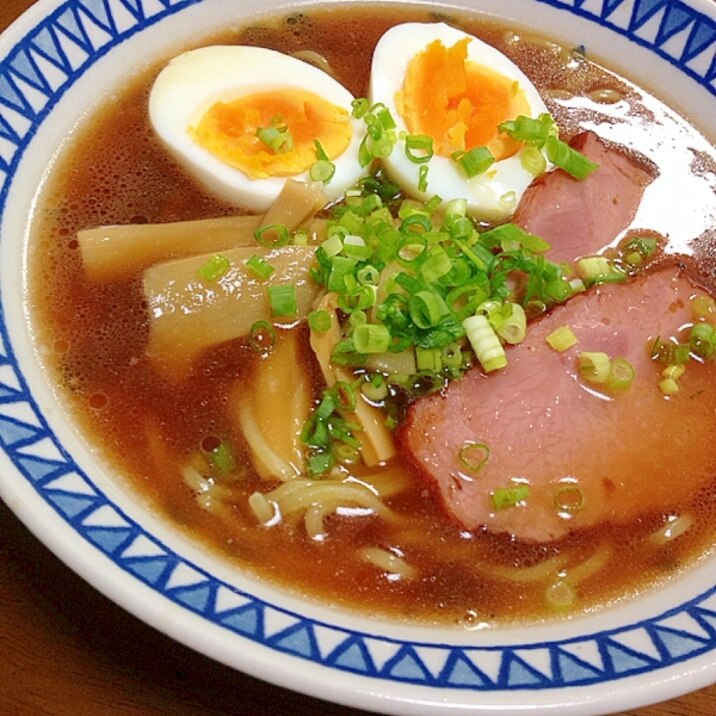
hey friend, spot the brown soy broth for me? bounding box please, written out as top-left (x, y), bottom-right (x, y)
top-left (28, 4), bottom-right (716, 624)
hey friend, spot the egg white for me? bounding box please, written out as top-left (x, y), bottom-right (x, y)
top-left (149, 45), bottom-right (366, 212)
top-left (369, 23), bottom-right (550, 221)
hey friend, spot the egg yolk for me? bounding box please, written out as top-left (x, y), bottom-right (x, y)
top-left (192, 89), bottom-right (352, 179)
top-left (397, 38), bottom-right (530, 160)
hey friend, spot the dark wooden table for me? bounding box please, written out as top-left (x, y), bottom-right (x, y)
top-left (1, 1), bottom-right (715, 713)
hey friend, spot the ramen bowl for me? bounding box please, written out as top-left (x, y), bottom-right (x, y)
top-left (1, 0), bottom-right (715, 714)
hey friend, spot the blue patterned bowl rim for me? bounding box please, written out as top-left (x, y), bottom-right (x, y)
top-left (0, 1), bottom-right (715, 713)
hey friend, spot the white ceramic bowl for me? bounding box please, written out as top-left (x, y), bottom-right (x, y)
top-left (1, 1), bottom-right (715, 714)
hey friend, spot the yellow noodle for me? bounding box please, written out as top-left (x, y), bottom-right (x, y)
top-left (562, 544), bottom-right (612, 585)
top-left (291, 50), bottom-right (338, 78)
top-left (649, 514), bottom-right (693, 546)
top-left (248, 491), bottom-right (275, 524)
top-left (304, 503), bottom-right (328, 540)
top-left (481, 553), bottom-right (570, 583)
top-left (357, 466), bottom-right (412, 499)
top-left (358, 547), bottom-right (417, 580)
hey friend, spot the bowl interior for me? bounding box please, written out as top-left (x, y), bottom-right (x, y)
top-left (1, 1), bottom-right (715, 714)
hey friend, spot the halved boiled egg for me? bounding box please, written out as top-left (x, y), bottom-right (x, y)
top-left (369, 23), bottom-right (550, 221)
top-left (149, 45), bottom-right (366, 212)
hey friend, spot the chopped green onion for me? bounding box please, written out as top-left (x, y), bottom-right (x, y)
top-left (353, 323), bottom-right (391, 353)
top-left (343, 234), bottom-right (372, 260)
top-left (659, 377), bottom-right (679, 396)
top-left (575, 256), bottom-right (611, 282)
top-left (256, 120), bottom-right (293, 153)
top-left (332, 381), bottom-right (357, 412)
top-left (351, 97), bottom-right (370, 118)
top-left (545, 135), bottom-right (599, 179)
top-left (546, 325), bottom-right (578, 352)
top-left (307, 450), bottom-right (334, 476)
top-left (480, 223), bottom-right (550, 254)
top-left (254, 223), bottom-right (290, 248)
top-left (404, 134), bottom-right (434, 164)
top-left (418, 164), bottom-right (429, 192)
top-left (662, 364), bottom-right (686, 381)
top-left (244, 254), bottom-right (275, 280)
top-left (409, 291), bottom-right (450, 329)
top-left (361, 373), bottom-right (389, 402)
top-left (492, 483), bottom-right (530, 510)
top-left (458, 441), bottom-right (490, 473)
top-left (520, 144), bottom-right (547, 176)
top-left (451, 146), bottom-right (495, 177)
top-left (197, 254), bottom-right (230, 282)
top-left (416, 347), bottom-right (442, 372)
top-left (496, 303), bottom-right (526, 345)
top-left (691, 294), bottom-right (716, 320)
top-left (605, 356), bottom-right (635, 390)
top-left (308, 309), bottom-right (332, 333)
top-left (689, 322), bottom-right (716, 360)
top-left (249, 320), bottom-right (276, 353)
top-left (498, 113), bottom-right (555, 145)
top-left (209, 441), bottom-right (236, 475)
top-left (268, 284), bottom-right (298, 317)
top-left (463, 314), bottom-right (507, 373)
top-left (650, 337), bottom-right (690, 365)
top-left (310, 140), bottom-right (335, 183)
top-left (577, 351), bottom-right (610, 384)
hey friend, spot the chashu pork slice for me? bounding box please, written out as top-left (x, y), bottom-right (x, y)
top-left (514, 132), bottom-right (654, 264)
top-left (399, 267), bottom-right (716, 542)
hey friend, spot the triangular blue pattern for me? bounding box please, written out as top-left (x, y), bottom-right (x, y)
top-left (18, 456), bottom-right (64, 482)
top-left (175, 584), bottom-right (212, 612)
top-left (602, 0), bottom-right (628, 19)
top-left (28, 26), bottom-right (72, 73)
top-left (656, 3), bottom-right (695, 44)
top-left (693, 608), bottom-right (716, 635)
top-left (271, 624), bottom-right (317, 659)
top-left (557, 650), bottom-right (603, 683)
top-left (124, 557), bottom-right (170, 585)
top-left (444, 654), bottom-right (490, 687)
top-left (0, 417), bottom-right (38, 446)
top-left (221, 605), bottom-right (262, 638)
top-left (46, 492), bottom-right (95, 518)
top-left (653, 626), bottom-right (709, 659)
top-left (0, 74), bottom-right (33, 116)
top-left (85, 527), bottom-right (133, 554)
top-left (707, 56), bottom-right (716, 83)
top-left (682, 19), bottom-right (716, 61)
top-left (55, 7), bottom-right (94, 53)
top-left (78, 0), bottom-right (117, 33)
top-left (118, 0), bottom-right (145, 19)
top-left (0, 385), bottom-right (21, 398)
top-left (630, 0), bottom-right (668, 30)
top-left (331, 638), bottom-right (374, 674)
top-left (386, 647), bottom-right (432, 683)
top-left (8, 49), bottom-right (50, 93)
top-left (604, 641), bottom-right (657, 674)
top-left (502, 653), bottom-right (549, 687)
